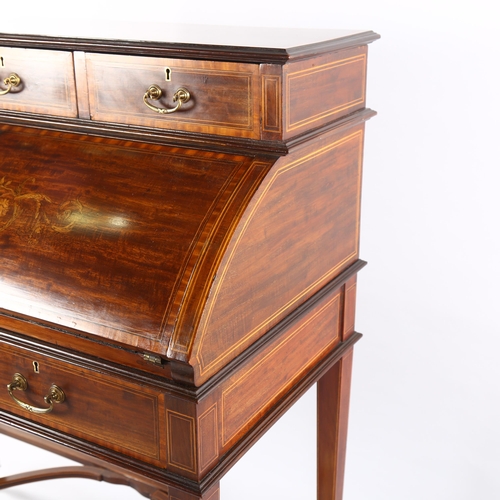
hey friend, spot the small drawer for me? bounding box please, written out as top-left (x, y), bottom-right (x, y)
top-left (0, 47), bottom-right (78, 117)
top-left (85, 53), bottom-right (260, 138)
top-left (0, 340), bottom-right (166, 466)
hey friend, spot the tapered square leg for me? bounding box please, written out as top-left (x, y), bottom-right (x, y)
top-left (167, 482), bottom-right (220, 500)
top-left (317, 349), bottom-right (354, 500)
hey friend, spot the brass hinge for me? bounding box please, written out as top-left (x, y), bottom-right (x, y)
top-left (142, 353), bottom-right (163, 366)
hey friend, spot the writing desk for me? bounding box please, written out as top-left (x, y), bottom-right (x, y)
top-left (0, 25), bottom-right (378, 499)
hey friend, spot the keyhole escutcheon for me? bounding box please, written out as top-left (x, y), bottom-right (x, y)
top-left (165, 67), bottom-right (172, 81)
top-left (33, 361), bottom-right (40, 373)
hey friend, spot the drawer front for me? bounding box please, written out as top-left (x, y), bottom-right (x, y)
top-left (0, 340), bottom-right (166, 466)
top-left (0, 47), bottom-right (78, 117)
top-left (86, 53), bottom-right (260, 138)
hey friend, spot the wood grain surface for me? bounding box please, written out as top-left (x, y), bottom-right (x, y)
top-left (0, 46), bottom-right (77, 117)
top-left (284, 46), bottom-right (368, 138)
top-left (0, 337), bottom-right (166, 466)
top-left (191, 121), bottom-right (366, 383)
top-left (86, 53), bottom-right (261, 138)
top-left (0, 124), bottom-right (273, 356)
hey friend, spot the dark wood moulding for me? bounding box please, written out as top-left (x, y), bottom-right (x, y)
top-left (0, 28), bottom-right (380, 63)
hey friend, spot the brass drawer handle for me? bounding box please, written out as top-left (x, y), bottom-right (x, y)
top-left (0, 73), bottom-right (21, 95)
top-left (7, 373), bottom-right (65, 414)
top-left (143, 85), bottom-right (190, 114)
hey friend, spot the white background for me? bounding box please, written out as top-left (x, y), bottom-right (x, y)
top-left (1, 1), bottom-right (500, 498)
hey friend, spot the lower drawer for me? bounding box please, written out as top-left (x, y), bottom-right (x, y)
top-left (0, 338), bottom-right (166, 466)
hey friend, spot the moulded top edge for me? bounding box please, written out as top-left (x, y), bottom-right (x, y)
top-left (0, 23), bottom-right (380, 63)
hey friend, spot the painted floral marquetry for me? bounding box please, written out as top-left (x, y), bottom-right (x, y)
top-left (0, 177), bottom-right (83, 239)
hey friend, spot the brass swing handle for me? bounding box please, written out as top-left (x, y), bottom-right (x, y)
top-left (0, 73), bottom-right (21, 96)
top-left (143, 85), bottom-right (190, 114)
top-left (7, 373), bottom-right (65, 414)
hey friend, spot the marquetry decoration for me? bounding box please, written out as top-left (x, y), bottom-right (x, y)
top-left (0, 126), bottom-right (273, 354)
top-left (0, 177), bottom-right (83, 239)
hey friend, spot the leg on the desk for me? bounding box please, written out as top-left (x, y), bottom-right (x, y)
top-left (167, 482), bottom-right (220, 500)
top-left (317, 349), bottom-right (354, 500)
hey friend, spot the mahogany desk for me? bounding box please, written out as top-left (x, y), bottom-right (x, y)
top-left (0, 25), bottom-right (378, 499)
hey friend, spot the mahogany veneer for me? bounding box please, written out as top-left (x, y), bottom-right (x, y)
top-left (0, 25), bottom-right (378, 499)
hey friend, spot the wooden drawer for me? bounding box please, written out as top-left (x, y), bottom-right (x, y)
top-left (0, 338), bottom-right (166, 466)
top-left (0, 47), bottom-right (78, 117)
top-left (85, 53), bottom-right (260, 138)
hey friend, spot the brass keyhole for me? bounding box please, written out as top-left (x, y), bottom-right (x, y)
top-left (165, 67), bottom-right (171, 81)
top-left (33, 361), bottom-right (40, 373)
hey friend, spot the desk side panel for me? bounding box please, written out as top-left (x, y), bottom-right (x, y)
top-left (283, 45), bottom-right (367, 139)
top-left (191, 122), bottom-right (365, 384)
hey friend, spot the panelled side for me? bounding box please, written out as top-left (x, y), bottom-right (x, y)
top-left (190, 121), bottom-right (366, 384)
top-left (260, 63), bottom-right (283, 140)
top-left (283, 45), bottom-right (368, 139)
top-left (178, 276), bottom-right (358, 480)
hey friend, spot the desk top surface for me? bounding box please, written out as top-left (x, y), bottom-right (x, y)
top-left (0, 22), bottom-right (379, 62)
